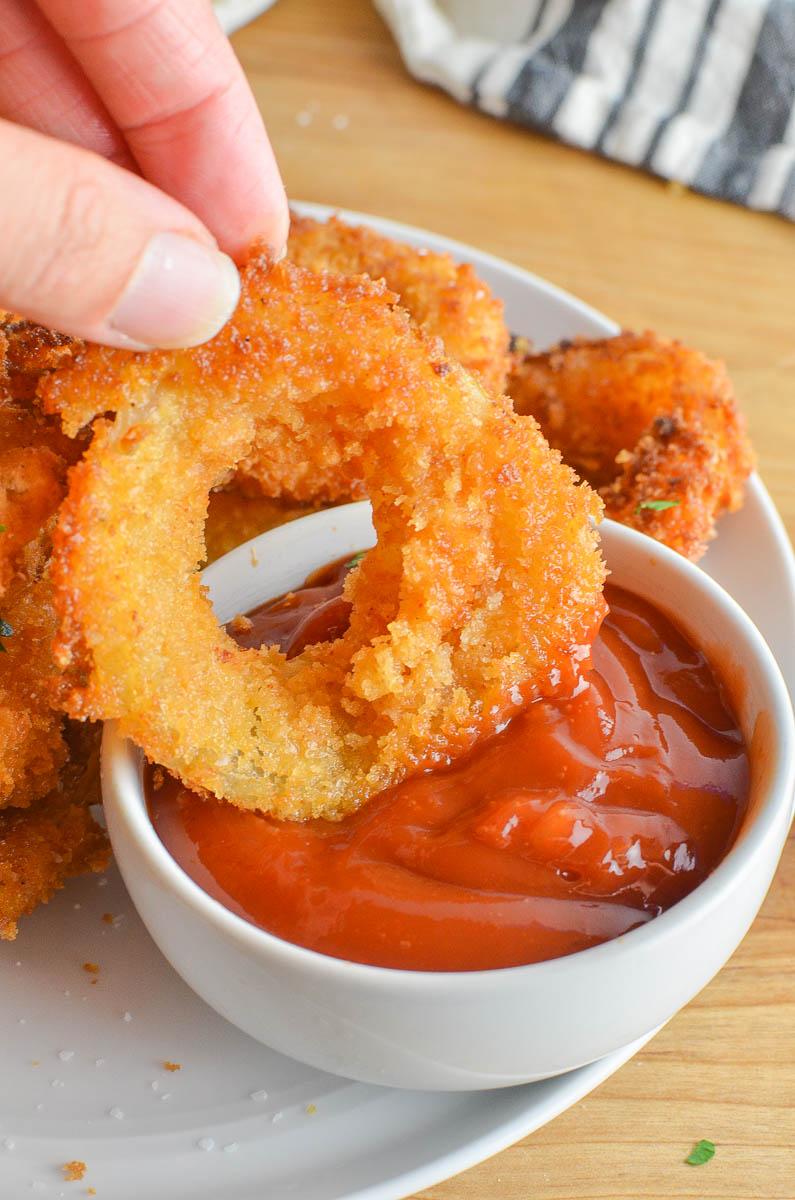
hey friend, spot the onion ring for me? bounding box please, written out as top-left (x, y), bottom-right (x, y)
top-left (45, 256), bottom-right (605, 820)
top-left (508, 332), bottom-right (754, 561)
top-left (286, 213), bottom-right (511, 394)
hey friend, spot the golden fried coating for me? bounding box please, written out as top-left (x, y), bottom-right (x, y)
top-left (287, 214), bottom-right (511, 393)
top-left (0, 312), bottom-right (80, 402)
top-left (0, 718), bottom-right (107, 940)
top-left (0, 387), bottom-right (85, 809)
top-left (231, 212), bottom-right (512, 502)
top-left (0, 349), bottom-right (107, 935)
top-left (508, 332), bottom-right (754, 560)
top-left (0, 390), bottom-right (78, 596)
top-left (44, 256), bottom-right (605, 821)
top-left (0, 570), bottom-right (68, 809)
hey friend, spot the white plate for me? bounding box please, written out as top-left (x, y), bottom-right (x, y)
top-left (1, 206), bottom-right (793, 1199)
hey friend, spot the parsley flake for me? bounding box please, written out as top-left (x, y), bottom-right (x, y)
top-left (685, 1139), bottom-right (715, 1165)
top-left (635, 499), bottom-right (681, 515)
top-left (346, 551), bottom-right (367, 569)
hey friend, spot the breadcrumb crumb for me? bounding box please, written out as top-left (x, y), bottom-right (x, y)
top-left (61, 1160), bottom-right (86, 1181)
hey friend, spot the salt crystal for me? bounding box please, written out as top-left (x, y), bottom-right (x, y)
top-left (3, 1138), bottom-right (15, 1150)
top-left (18, 1018), bottom-right (26, 1025)
top-left (150, 1081), bottom-right (160, 1092)
top-left (295, 111), bottom-right (312, 127)
top-left (98, 877), bottom-right (108, 887)
top-left (94, 1058), bottom-right (106, 1067)
top-left (271, 1111), bottom-right (283, 1124)
top-left (249, 1089), bottom-right (268, 1102)
top-left (58, 1050), bottom-right (74, 1062)
top-left (332, 114), bottom-right (349, 131)
top-left (50, 1079), bottom-right (64, 1089)
top-left (109, 1106), bottom-right (124, 1120)
top-left (160, 1093), bottom-right (172, 1102)
top-left (197, 1137), bottom-right (215, 1152)
top-left (122, 1011), bottom-right (132, 1023)
top-left (223, 1142), bottom-right (239, 1154)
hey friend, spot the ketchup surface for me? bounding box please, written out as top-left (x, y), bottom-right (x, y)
top-left (149, 563), bottom-right (749, 972)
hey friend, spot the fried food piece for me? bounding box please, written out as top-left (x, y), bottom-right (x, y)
top-left (44, 256), bottom-right (605, 821)
top-left (0, 355), bottom-right (107, 935)
top-left (0, 312), bottom-right (79, 402)
top-left (0, 386), bottom-right (86, 808)
top-left (232, 213), bottom-right (512, 502)
top-left (508, 332), bottom-right (754, 561)
top-left (287, 213), bottom-right (511, 393)
top-left (0, 569), bottom-right (68, 809)
top-left (0, 387), bottom-right (78, 596)
top-left (0, 719), bottom-right (107, 940)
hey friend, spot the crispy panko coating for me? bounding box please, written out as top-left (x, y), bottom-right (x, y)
top-left (0, 720), bottom-right (107, 940)
top-left (0, 345), bottom-right (107, 934)
top-left (232, 212), bottom-right (512, 502)
top-left (508, 331), bottom-right (754, 561)
top-left (0, 384), bottom-right (78, 596)
top-left (0, 387), bottom-right (85, 808)
top-left (287, 213), bottom-right (511, 394)
top-left (44, 256), bottom-right (606, 821)
top-left (0, 311), bottom-right (80, 402)
top-left (0, 569), bottom-right (67, 809)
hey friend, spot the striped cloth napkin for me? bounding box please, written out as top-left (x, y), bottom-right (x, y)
top-left (374, 0), bottom-right (795, 219)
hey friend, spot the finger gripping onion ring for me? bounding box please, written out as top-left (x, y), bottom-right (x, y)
top-left (45, 258), bottom-right (605, 820)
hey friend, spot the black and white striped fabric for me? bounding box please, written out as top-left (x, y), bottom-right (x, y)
top-left (374, 0), bottom-right (795, 219)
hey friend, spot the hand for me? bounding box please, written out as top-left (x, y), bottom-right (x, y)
top-left (0, 0), bottom-right (289, 349)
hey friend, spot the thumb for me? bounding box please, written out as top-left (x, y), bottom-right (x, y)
top-left (0, 119), bottom-right (241, 350)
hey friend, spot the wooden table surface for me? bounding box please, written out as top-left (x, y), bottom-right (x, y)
top-left (233, 3), bottom-right (795, 1197)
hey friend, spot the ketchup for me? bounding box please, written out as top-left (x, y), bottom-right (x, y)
top-left (149, 562), bottom-right (749, 972)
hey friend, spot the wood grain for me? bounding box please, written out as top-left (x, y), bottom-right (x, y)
top-left (232, 3), bottom-right (795, 1197)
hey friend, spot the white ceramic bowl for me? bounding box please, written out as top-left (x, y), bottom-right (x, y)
top-left (102, 504), bottom-right (795, 1091)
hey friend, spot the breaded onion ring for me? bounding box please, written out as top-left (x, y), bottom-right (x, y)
top-left (287, 213), bottom-right (511, 394)
top-left (232, 213), bottom-right (512, 503)
top-left (0, 720), bottom-right (107, 940)
top-left (44, 257), bottom-right (605, 821)
top-left (508, 332), bottom-right (754, 561)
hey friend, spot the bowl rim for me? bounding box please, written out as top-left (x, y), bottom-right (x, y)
top-left (102, 506), bottom-right (795, 992)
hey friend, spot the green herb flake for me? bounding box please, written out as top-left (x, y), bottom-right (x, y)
top-left (0, 619), bottom-right (13, 639)
top-left (346, 551), bottom-right (367, 569)
top-left (0, 524), bottom-right (5, 532)
top-left (685, 1139), bottom-right (715, 1166)
top-left (635, 499), bottom-right (681, 515)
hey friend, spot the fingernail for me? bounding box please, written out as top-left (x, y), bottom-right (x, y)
top-left (109, 233), bottom-right (240, 349)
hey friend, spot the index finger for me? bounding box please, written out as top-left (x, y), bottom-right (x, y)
top-left (37, 0), bottom-right (288, 261)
